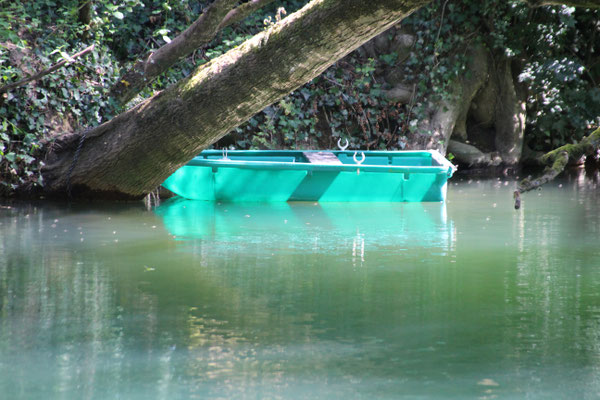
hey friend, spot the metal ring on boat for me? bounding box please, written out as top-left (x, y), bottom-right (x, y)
top-left (337, 138), bottom-right (349, 151)
top-left (353, 151), bottom-right (365, 165)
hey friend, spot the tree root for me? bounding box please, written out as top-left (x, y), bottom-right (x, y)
top-left (514, 127), bottom-right (600, 208)
top-left (447, 140), bottom-right (502, 167)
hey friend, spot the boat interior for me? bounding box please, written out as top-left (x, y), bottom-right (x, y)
top-left (197, 150), bottom-right (439, 167)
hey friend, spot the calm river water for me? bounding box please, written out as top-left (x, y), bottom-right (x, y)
top-left (1, 172), bottom-right (599, 399)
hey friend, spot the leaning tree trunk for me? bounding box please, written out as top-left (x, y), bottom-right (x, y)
top-left (42, 0), bottom-right (431, 199)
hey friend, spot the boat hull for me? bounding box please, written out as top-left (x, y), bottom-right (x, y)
top-left (162, 150), bottom-right (454, 202)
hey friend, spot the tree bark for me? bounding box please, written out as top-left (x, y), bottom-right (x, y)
top-left (494, 58), bottom-right (526, 164)
top-left (109, 0), bottom-right (276, 105)
top-left (219, 0), bottom-right (277, 28)
top-left (447, 140), bottom-right (502, 167)
top-left (42, 0), bottom-right (431, 199)
top-left (78, 0), bottom-right (92, 26)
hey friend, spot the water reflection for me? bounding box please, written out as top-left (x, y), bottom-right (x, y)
top-left (1, 176), bottom-right (600, 399)
top-left (155, 199), bottom-right (454, 263)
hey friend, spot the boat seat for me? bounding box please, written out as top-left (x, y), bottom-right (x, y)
top-left (303, 152), bottom-right (343, 164)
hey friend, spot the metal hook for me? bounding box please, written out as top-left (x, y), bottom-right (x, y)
top-left (337, 138), bottom-right (349, 151)
top-left (353, 151), bottom-right (365, 165)
top-left (353, 151), bottom-right (365, 175)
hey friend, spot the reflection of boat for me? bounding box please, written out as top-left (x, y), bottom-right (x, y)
top-left (155, 199), bottom-right (453, 251)
top-left (162, 150), bottom-right (455, 202)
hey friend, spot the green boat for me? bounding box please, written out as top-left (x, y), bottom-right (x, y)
top-left (162, 149), bottom-right (456, 202)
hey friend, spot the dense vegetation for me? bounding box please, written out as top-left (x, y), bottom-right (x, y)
top-left (226, 1), bottom-right (599, 156)
top-left (0, 0), bottom-right (598, 196)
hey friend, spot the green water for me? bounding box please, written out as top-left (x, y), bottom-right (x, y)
top-left (1, 174), bottom-right (599, 399)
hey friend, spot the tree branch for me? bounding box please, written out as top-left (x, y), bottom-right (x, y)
top-left (109, 0), bottom-right (276, 105)
top-left (219, 0), bottom-right (277, 29)
top-left (0, 44), bottom-right (95, 94)
top-left (515, 127), bottom-right (600, 206)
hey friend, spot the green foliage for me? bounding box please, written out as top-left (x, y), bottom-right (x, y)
top-left (1, 0), bottom-right (597, 195)
top-left (224, 0), bottom-right (599, 154)
top-left (0, 0), bottom-right (309, 194)
top-left (517, 7), bottom-right (600, 150)
top-left (226, 55), bottom-right (405, 151)
top-left (402, 0), bottom-right (599, 151)
top-left (0, 0), bottom-right (123, 194)
top-left (225, 0), bottom-right (489, 150)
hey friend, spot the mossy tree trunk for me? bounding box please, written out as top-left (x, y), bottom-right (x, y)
top-left (42, 0), bottom-right (430, 199)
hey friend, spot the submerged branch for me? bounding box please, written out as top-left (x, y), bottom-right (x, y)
top-left (514, 127), bottom-right (600, 208)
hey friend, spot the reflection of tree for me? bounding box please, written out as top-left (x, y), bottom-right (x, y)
top-left (2, 189), bottom-right (600, 397)
top-left (507, 178), bottom-right (600, 389)
top-left (0, 209), bottom-right (122, 396)
top-left (1, 201), bottom-right (458, 396)
top-left (0, 205), bottom-right (164, 397)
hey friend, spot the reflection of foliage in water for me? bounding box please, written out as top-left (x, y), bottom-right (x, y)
top-left (2, 181), bottom-right (600, 397)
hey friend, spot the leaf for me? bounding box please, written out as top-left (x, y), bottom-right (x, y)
top-left (300, 88), bottom-right (311, 101)
top-left (24, 133), bottom-right (36, 144)
top-left (21, 155), bottom-right (35, 164)
top-left (113, 11), bottom-right (124, 20)
top-left (5, 152), bottom-right (15, 162)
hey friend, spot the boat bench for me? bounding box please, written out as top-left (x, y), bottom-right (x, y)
top-left (303, 152), bottom-right (343, 164)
